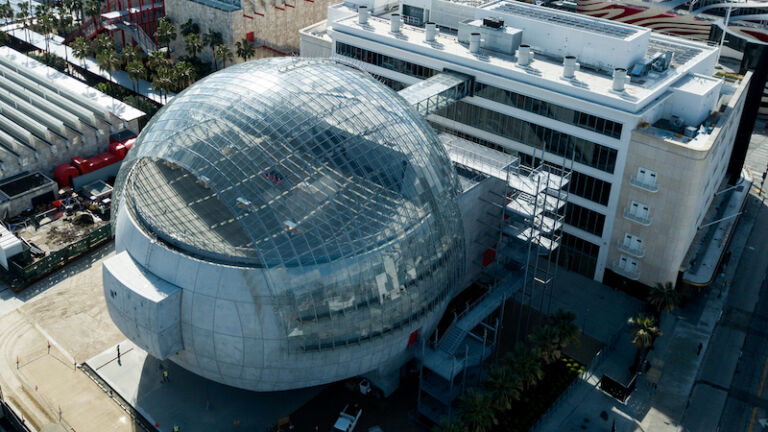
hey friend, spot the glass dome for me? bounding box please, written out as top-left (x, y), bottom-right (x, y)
top-left (114, 58), bottom-right (463, 270)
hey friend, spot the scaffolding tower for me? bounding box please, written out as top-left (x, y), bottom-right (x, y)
top-left (416, 134), bottom-right (571, 423)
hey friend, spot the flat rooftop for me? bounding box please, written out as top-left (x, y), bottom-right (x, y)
top-left (331, 10), bottom-right (718, 112)
top-left (0, 47), bottom-right (144, 123)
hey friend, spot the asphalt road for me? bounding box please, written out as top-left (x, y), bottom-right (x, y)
top-left (683, 169), bottom-right (768, 431)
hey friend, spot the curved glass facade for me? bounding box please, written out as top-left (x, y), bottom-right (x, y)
top-left (112, 58), bottom-right (466, 352)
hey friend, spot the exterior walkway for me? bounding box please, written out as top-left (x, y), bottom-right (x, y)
top-left (1, 23), bottom-right (171, 104)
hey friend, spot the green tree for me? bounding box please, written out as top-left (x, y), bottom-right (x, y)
top-left (71, 36), bottom-right (90, 67)
top-left (203, 28), bottom-right (222, 62)
top-left (505, 345), bottom-right (544, 390)
top-left (85, 0), bottom-right (101, 23)
top-left (648, 281), bottom-right (681, 314)
top-left (94, 33), bottom-right (113, 53)
top-left (155, 16), bottom-right (176, 57)
top-left (458, 390), bottom-right (497, 432)
top-left (125, 60), bottom-right (146, 92)
top-left (173, 60), bottom-right (195, 89)
top-left (628, 313), bottom-right (662, 371)
top-left (547, 309), bottom-right (580, 350)
top-left (64, 0), bottom-right (83, 22)
top-left (152, 66), bottom-right (174, 103)
top-left (147, 49), bottom-right (171, 72)
top-left (16, 1), bottom-right (30, 42)
top-left (484, 364), bottom-right (522, 411)
top-left (529, 324), bottom-right (562, 364)
top-left (0, 2), bottom-right (14, 27)
top-left (235, 38), bottom-right (255, 62)
top-left (121, 43), bottom-right (141, 66)
top-left (39, 9), bottom-right (57, 58)
top-left (96, 46), bottom-right (120, 79)
top-left (180, 18), bottom-right (199, 37)
top-left (213, 43), bottom-right (233, 70)
top-left (184, 33), bottom-right (203, 60)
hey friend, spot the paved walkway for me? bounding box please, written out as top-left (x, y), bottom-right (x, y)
top-left (1, 23), bottom-right (171, 104)
top-left (533, 132), bottom-right (768, 432)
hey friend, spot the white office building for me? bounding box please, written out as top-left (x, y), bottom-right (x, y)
top-left (301, 0), bottom-right (750, 287)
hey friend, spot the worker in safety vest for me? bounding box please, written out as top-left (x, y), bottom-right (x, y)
top-left (173, 425), bottom-right (179, 432)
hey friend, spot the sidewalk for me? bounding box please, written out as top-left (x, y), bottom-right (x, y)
top-left (533, 182), bottom-right (760, 432)
top-left (1, 23), bottom-right (171, 104)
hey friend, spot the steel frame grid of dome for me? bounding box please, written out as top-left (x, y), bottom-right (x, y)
top-left (107, 58), bottom-right (466, 374)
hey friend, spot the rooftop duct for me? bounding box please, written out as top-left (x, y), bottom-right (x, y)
top-left (469, 32), bottom-right (480, 54)
top-left (391, 13), bottom-right (401, 33)
top-left (563, 56), bottom-right (578, 79)
top-left (426, 22), bottom-right (436, 42)
top-left (612, 68), bottom-right (628, 92)
top-left (358, 6), bottom-right (368, 25)
top-left (517, 44), bottom-right (532, 66)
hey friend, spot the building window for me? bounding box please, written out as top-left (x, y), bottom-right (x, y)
top-left (436, 101), bottom-right (618, 173)
top-left (402, 4), bottom-right (424, 26)
top-left (563, 202), bottom-right (605, 236)
top-left (475, 83), bottom-right (624, 139)
top-left (621, 233), bottom-right (644, 257)
top-left (336, 42), bottom-right (437, 80)
top-left (637, 168), bottom-right (657, 186)
top-left (629, 201), bottom-right (650, 219)
top-left (618, 254), bottom-right (639, 273)
top-left (559, 232), bottom-right (599, 278)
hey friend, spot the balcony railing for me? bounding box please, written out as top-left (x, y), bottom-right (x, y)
top-left (612, 261), bottom-right (640, 280)
top-left (629, 176), bottom-right (659, 193)
top-left (623, 209), bottom-right (652, 226)
top-left (617, 240), bottom-right (645, 258)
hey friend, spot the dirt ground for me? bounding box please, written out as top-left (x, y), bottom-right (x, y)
top-left (0, 244), bottom-right (136, 432)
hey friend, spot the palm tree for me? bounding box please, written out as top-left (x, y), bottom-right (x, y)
top-left (94, 33), bottom-right (113, 54)
top-left (64, 0), bottom-right (83, 23)
top-left (235, 39), bottom-right (256, 62)
top-left (152, 66), bottom-right (174, 103)
top-left (505, 345), bottom-right (544, 390)
top-left (0, 2), bottom-right (13, 26)
top-left (213, 43), bottom-right (233, 70)
top-left (648, 281), bottom-right (681, 314)
top-left (16, 2), bottom-right (30, 43)
top-left (485, 364), bottom-right (522, 411)
top-left (39, 9), bottom-right (57, 58)
top-left (180, 18), bottom-right (199, 37)
top-left (125, 60), bottom-right (146, 92)
top-left (71, 36), bottom-right (90, 68)
top-left (147, 49), bottom-right (170, 72)
top-left (155, 16), bottom-right (176, 58)
top-left (530, 324), bottom-right (562, 364)
top-left (173, 60), bottom-right (195, 89)
top-left (458, 390), bottom-right (497, 432)
top-left (184, 33), bottom-right (203, 60)
top-left (548, 309), bottom-right (580, 350)
top-left (203, 29), bottom-right (222, 62)
top-left (85, 0), bottom-right (101, 24)
top-left (628, 313), bottom-right (662, 371)
top-left (96, 46), bottom-right (120, 80)
top-left (121, 43), bottom-right (141, 65)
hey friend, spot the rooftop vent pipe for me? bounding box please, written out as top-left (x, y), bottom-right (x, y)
top-left (517, 44), bottom-right (532, 66)
top-left (391, 13), bottom-right (401, 33)
top-left (425, 22), bottom-right (436, 42)
top-left (358, 6), bottom-right (369, 25)
top-left (469, 32), bottom-right (481, 54)
top-left (563, 55), bottom-right (578, 79)
top-left (613, 68), bottom-right (628, 92)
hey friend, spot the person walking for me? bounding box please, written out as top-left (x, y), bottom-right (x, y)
top-left (116, 344), bottom-right (120, 361)
top-left (163, 369), bottom-right (170, 383)
top-left (697, 342), bottom-right (703, 356)
top-left (173, 424), bottom-right (179, 432)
